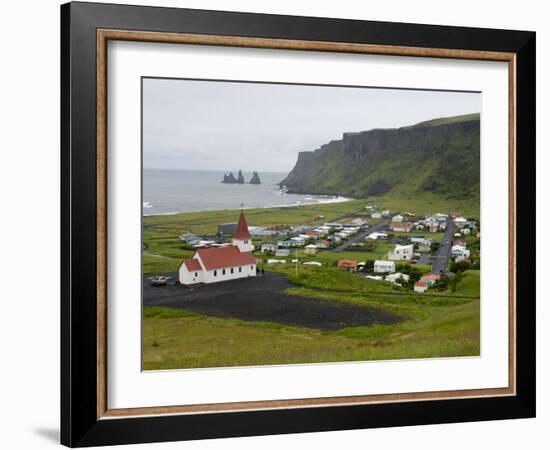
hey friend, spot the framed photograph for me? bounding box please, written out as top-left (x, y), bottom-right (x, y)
top-left (61, 2), bottom-right (536, 447)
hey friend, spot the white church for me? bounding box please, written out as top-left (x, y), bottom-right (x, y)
top-left (178, 210), bottom-right (257, 285)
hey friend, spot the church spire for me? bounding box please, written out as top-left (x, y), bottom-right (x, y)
top-left (233, 209), bottom-right (251, 240)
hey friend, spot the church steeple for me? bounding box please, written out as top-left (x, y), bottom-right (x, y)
top-left (232, 209), bottom-right (253, 252)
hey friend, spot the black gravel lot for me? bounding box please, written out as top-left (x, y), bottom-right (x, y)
top-left (143, 272), bottom-right (399, 331)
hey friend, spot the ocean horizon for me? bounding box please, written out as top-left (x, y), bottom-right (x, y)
top-left (143, 169), bottom-right (349, 216)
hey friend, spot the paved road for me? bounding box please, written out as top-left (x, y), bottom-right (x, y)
top-left (332, 219), bottom-right (390, 252)
top-left (431, 220), bottom-right (455, 274)
top-left (144, 272), bottom-right (400, 330)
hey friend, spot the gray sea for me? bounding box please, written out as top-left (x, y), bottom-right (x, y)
top-left (143, 169), bottom-right (349, 216)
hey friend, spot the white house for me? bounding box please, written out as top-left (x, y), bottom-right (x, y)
top-left (178, 210), bottom-right (256, 285)
top-left (277, 238), bottom-right (305, 248)
top-left (392, 214), bottom-right (404, 222)
top-left (414, 281), bottom-right (429, 293)
top-left (371, 212), bottom-right (382, 219)
top-left (454, 216), bottom-right (467, 228)
top-left (461, 228), bottom-right (471, 235)
top-left (451, 245), bottom-right (471, 262)
top-left (385, 272), bottom-right (410, 284)
top-left (374, 260), bottom-right (396, 273)
top-left (260, 243), bottom-right (277, 253)
top-left (366, 232), bottom-right (388, 240)
top-left (388, 244), bottom-right (414, 261)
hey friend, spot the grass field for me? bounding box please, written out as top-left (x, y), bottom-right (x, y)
top-left (368, 192), bottom-right (480, 219)
top-left (143, 296), bottom-right (479, 369)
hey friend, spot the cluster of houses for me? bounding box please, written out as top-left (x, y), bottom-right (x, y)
top-left (386, 212), bottom-right (448, 233)
top-left (452, 215), bottom-right (479, 236)
top-left (261, 219), bottom-right (367, 257)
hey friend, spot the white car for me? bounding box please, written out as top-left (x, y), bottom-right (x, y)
top-left (149, 275), bottom-right (171, 286)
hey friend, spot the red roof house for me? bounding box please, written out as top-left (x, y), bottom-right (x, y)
top-left (420, 273), bottom-right (441, 286)
top-left (337, 260), bottom-right (358, 272)
top-left (414, 281), bottom-right (429, 292)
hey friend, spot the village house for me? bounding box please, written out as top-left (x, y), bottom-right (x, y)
top-left (389, 222), bottom-right (414, 232)
top-left (371, 212), bottom-right (382, 219)
top-left (452, 245), bottom-right (471, 262)
top-left (454, 216), bottom-right (468, 228)
top-left (392, 214), bottom-right (404, 222)
top-left (313, 226), bottom-right (331, 236)
top-left (180, 233), bottom-right (201, 245)
top-left (385, 272), bottom-right (410, 284)
top-left (324, 222), bottom-right (344, 230)
top-left (304, 244), bottom-right (319, 255)
top-left (260, 243), bottom-right (277, 253)
top-left (366, 231), bottom-right (388, 240)
top-left (337, 260), bottom-right (358, 272)
top-left (428, 222), bottom-right (440, 233)
top-left (305, 229), bottom-right (321, 239)
top-left (328, 234), bottom-right (342, 243)
top-left (453, 239), bottom-right (467, 247)
top-left (349, 217), bottom-right (367, 226)
top-left (278, 237), bottom-right (306, 247)
top-left (414, 281), bottom-right (429, 293)
top-left (420, 273), bottom-right (441, 286)
top-left (381, 210), bottom-right (391, 217)
top-left (249, 226), bottom-right (280, 237)
top-left (388, 244), bottom-right (414, 261)
top-left (217, 222), bottom-right (236, 236)
top-left (275, 248), bottom-right (291, 257)
top-left (178, 210), bottom-right (256, 285)
top-left (410, 236), bottom-right (426, 243)
top-left (461, 227), bottom-right (471, 235)
top-left (374, 260), bottom-right (396, 273)
top-left (417, 239), bottom-right (432, 252)
top-left (315, 240), bottom-right (330, 249)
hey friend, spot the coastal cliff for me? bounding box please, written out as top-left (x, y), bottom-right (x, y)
top-left (279, 113), bottom-right (480, 201)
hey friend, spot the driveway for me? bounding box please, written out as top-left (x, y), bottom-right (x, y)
top-left (143, 272), bottom-right (400, 331)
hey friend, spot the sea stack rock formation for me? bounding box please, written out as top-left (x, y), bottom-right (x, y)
top-left (249, 172), bottom-right (261, 184)
top-left (222, 170), bottom-right (245, 184)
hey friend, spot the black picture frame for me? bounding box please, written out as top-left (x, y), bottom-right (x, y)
top-left (61, 1), bottom-right (536, 447)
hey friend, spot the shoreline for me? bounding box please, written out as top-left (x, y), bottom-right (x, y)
top-left (143, 195), bottom-right (353, 218)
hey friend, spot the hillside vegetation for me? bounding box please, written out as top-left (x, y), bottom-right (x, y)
top-left (280, 113), bottom-right (480, 204)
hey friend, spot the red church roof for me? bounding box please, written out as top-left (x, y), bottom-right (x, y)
top-left (182, 258), bottom-right (202, 271)
top-left (195, 245), bottom-right (255, 271)
top-left (233, 210), bottom-right (251, 240)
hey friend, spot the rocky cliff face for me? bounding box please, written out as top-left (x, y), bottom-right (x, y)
top-left (279, 113), bottom-right (480, 200)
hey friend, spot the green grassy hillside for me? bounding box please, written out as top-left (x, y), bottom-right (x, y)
top-left (280, 113), bottom-right (480, 204)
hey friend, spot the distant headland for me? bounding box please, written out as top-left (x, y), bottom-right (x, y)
top-left (222, 170), bottom-right (261, 185)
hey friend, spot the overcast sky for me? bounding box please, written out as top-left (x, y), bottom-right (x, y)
top-left (143, 78), bottom-right (480, 173)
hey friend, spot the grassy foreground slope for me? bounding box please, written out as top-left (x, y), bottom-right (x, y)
top-left (143, 297), bottom-right (479, 369)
